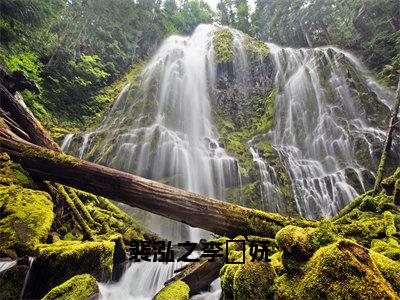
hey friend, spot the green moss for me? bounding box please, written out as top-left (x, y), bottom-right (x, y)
top-left (371, 238), bottom-right (400, 261)
top-left (55, 188), bottom-right (153, 244)
top-left (297, 240), bottom-right (397, 299)
top-left (213, 28), bottom-right (234, 64)
top-left (67, 188), bottom-right (99, 228)
top-left (310, 220), bottom-right (338, 250)
top-left (383, 211), bottom-right (397, 237)
top-left (220, 263), bottom-right (241, 298)
top-left (232, 261), bottom-right (276, 299)
top-left (370, 251), bottom-right (400, 294)
top-left (54, 183), bottom-right (94, 241)
top-left (154, 280), bottom-right (189, 300)
top-left (0, 185), bottom-right (54, 254)
top-left (34, 240), bottom-right (114, 297)
top-left (270, 251), bottom-right (284, 275)
top-left (394, 179), bottom-right (400, 205)
top-left (381, 167), bottom-right (400, 195)
top-left (226, 182), bottom-right (259, 207)
top-left (0, 157), bottom-right (39, 189)
top-left (337, 217), bottom-right (386, 247)
top-left (47, 60), bottom-right (148, 138)
top-left (274, 273), bottom-right (301, 299)
top-left (42, 274), bottom-right (98, 300)
top-left (244, 34), bottom-right (269, 59)
top-left (275, 225), bottom-right (317, 260)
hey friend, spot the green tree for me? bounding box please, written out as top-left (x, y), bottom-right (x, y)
top-left (234, 0), bottom-right (251, 33)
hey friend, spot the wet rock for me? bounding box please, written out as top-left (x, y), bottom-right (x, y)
top-left (0, 261), bottom-right (30, 300)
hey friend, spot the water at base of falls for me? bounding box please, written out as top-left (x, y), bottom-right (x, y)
top-left (98, 261), bottom-right (184, 300)
top-left (98, 261), bottom-right (222, 300)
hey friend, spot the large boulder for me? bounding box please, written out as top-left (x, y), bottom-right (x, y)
top-left (26, 241), bottom-right (114, 298)
top-left (275, 239), bottom-right (399, 299)
top-left (0, 185), bottom-right (54, 255)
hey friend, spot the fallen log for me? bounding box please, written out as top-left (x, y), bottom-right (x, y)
top-left (0, 136), bottom-right (317, 238)
top-left (160, 259), bottom-right (221, 297)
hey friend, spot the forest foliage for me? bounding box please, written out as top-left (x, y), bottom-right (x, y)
top-left (0, 0), bottom-right (214, 130)
top-left (0, 0), bottom-right (399, 131)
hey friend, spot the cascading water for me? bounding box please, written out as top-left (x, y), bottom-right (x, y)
top-left (249, 146), bottom-right (283, 212)
top-left (99, 261), bottom-right (184, 300)
top-left (0, 259), bottom-right (17, 273)
top-left (265, 44), bottom-right (397, 218)
top-left (63, 24), bottom-right (252, 299)
top-left (60, 23), bottom-right (398, 298)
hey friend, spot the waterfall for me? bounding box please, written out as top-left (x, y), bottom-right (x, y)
top-left (63, 24), bottom-right (244, 242)
top-left (19, 257), bottom-right (35, 300)
top-left (0, 259), bottom-right (17, 273)
top-left (266, 44), bottom-right (396, 218)
top-left (249, 146), bottom-right (283, 212)
top-left (59, 23), bottom-right (398, 298)
top-left (60, 133), bottom-right (74, 151)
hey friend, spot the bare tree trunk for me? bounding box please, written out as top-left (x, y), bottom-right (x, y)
top-left (0, 83), bottom-right (60, 151)
top-left (373, 78), bottom-right (400, 193)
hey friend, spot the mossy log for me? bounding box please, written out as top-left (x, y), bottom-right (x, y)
top-left (0, 136), bottom-right (317, 238)
top-left (54, 183), bottom-right (95, 241)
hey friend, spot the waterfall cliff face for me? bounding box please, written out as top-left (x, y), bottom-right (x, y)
top-left (265, 45), bottom-right (397, 218)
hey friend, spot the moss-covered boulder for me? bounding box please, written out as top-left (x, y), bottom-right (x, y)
top-left (243, 34), bottom-right (269, 59)
top-left (232, 261), bottom-right (276, 300)
top-left (275, 239), bottom-right (398, 299)
top-left (154, 280), bottom-right (190, 300)
top-left (0, 185), bottom-right (54, 255)
top-left (30, 241), bottom-right (114, 298)
top-left (276, 225), bottom-right (317, 260)
top-left (220, 263), bottom-right (241, 299)
top-left (220, 239), bottom-right (277, 300)
top-left (371, 251), bottom-right (400, 295)
top-left (42, 274), bottom-right (99, 300)
top-left (269, 251), bottom-right (284, 275)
